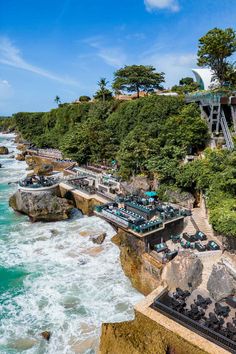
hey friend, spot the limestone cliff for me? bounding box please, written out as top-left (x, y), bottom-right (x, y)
top-left (99, 311), bottom-right (208, 354)
top-left (112, 230), bottom-right (162, 295)
top-left (9, 190), bottom-right (74, 222)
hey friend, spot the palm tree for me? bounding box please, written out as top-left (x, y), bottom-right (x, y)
top-left (98, 78), bottom-right (109, 103)
top-left (54, 95), bottom-right (61, 106)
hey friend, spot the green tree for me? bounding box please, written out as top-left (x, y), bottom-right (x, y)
top-left (117, 125), bottom-right (154, 177)
top-left (172, 77), bottom-right (199, 94)
top-left (197, 28), bottom-right (236, 86)
top-left (94, 78), bottom-right (113, 102)
top-left (112, 65), bottom-right (165, 98)
top-left (179, 77), bottom-right (194, 86)
top-left (54, 95), bottom-right (61, 106)
top-left (79, 95), bottom-right (91, 102)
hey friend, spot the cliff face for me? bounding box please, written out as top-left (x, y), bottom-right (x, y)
top-left (9, 190), bottom-right (74, 222)
top-left (99, 311), bottom-right (208, 354)
top-left (112, 230), bottom-right (162, 295)
top-left (59, 184), bottom-right (103, 216)
top-left (25, 154), bottom-right (75, 172)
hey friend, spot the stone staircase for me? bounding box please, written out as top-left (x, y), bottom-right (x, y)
top-left (183, 208), bottom-right (215, 239)
top-left (183, 208), bottom-right (223, 290)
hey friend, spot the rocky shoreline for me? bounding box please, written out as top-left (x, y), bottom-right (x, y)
top-left (9, 190), bottom-right (74, 222)
top-left (8, 136), bottom-right (235, 354)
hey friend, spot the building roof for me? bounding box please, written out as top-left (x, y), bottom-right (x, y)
top-left (192, 68), bottom-right (215, 90)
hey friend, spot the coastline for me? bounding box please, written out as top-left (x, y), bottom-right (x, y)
top-left (0, 133), bottom-right (144, 353)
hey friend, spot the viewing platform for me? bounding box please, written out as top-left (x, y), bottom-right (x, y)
top-left (185, 91), bottom-right (236, 150)
top-left (135, 286), bottom-right (229, 354)
top-left (94, 199), bottom-right (186, 240)
top-left (18, 175), bottom-right (59, 193)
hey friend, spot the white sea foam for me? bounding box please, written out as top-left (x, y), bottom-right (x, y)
top-left (0, 134), bottom-right (144, 353)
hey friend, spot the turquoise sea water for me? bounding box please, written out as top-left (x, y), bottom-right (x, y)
top-left (0, 134), bottom-right (143, 354)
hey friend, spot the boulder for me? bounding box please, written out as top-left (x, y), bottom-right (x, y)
top-left (16, 153), bottom-right (26, 161)
top-left (121, 176), bottom-right (151, 195)
top-left (25, 155), bottom-right (36, 169)
top-left (41, 331), bottom-right (51, 341)
top-left (207, 262), bottom-right (236, 301)
top-left (8, 338), bottom-right (37, 350)
top-left (17, 144), bottom-right (27, 151)
top-left (90, 232), bottom-right (107, 244)
top-left (34, 163), bottom-right (53, 176)
top-left (161, 188), bottom-right (194, 209)
top-left (161, 251), bottom-right (203, 291)
top-left (9, 190), bottom-right (73, 222)
top-left (50, 229), bottom-right (59, 236)
top-left (0, 146), bottom-right (9, 155)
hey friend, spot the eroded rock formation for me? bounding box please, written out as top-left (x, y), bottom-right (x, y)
top-left (16, 153), bottom-right (26, 161)
top-left (161, 251), bottom-right (203, 291)
top-left (112, 230), bottom-right (162, 295)
top-left (90, 232), bottom-right (107, 244)
top-left (9, 190), bottom-right (73, 222)
top-left (34, 163), bottom-right (53, 176)
top-left (207, 259), bottom-right (236, 301)
top-left (99, 311), bottom-right (207, 354)
top-left (0, 146), bottom-right (9, 155)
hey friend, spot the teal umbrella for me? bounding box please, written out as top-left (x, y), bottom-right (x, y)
top-left (145, 191), bottom-right (157, 197)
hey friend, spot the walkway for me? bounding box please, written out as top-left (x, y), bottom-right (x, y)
top-left (183, 207), bottom-right (215, 239)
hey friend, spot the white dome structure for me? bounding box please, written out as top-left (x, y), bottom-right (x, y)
top-left (192, 68), bottom-right (215, 90)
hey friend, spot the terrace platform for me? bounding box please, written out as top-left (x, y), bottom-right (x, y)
top-left (136, 286), bottom-right (229, 354)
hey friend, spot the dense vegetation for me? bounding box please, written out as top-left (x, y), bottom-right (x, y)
top-left (5, 26), bottom-right (236, 240)
top-left (12, 96), bottom-right (209, 176)
top-left (0, 116), bottom-right (16, 132)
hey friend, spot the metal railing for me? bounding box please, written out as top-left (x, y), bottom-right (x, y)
top-left (220, 110), bottom-right (234, 150)
top-left (152, 299), bottom-right (236, 352)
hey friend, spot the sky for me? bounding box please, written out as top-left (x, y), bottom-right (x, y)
top-left (0, 0), bottom-right (235, 115)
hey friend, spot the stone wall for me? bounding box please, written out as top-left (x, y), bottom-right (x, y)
top-left (59, 184), bottom-right (104, 216)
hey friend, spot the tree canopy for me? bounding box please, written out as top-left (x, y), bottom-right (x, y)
top-left (79, 95), bottom-right (91, 102)
top-left (54, 95), bottom-right (61, 106)
top-left (197, 27), bottom-right (236, 86)
top-left (94, 78), bottom-right (113, 102)
top-left (112, 65), bottom-right (165, 98)
top-left (171, 77), bottom-right (199, 94)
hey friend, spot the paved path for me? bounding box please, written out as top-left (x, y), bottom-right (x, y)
top-left (183, 207), bottom-right (216, 240)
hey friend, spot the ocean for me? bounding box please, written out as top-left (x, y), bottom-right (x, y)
top-left (0, 134), bottom-right (143, 354)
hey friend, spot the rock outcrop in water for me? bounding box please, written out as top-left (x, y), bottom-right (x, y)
top-left (9, 190), bottom-right (73, 222)
top-left (161, 251), bottom-right (203, 291)
top-left (0, 146), bottom-right (9, 155)
top-left (16, 152), bottom-right (26, 161)
top-left (90, 232), bottom-right (106, 244)
top-left (41, 331), bottom-right (51, 341)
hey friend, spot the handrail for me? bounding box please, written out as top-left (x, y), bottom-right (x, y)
top-left (152, 299), bottom-right (236, 352)
top-left (220, 110), bottom-right (234, 150)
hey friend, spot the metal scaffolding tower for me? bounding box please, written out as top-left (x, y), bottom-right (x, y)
top-left (186, 92), bottom-right (235, 150)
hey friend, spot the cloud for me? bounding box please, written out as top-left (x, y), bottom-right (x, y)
top-left (142, 52), bottom-right (196, 87)
top-left (0, 37), bottom-right (79, 86)
top-left (0, 79), bottom-right (13, 106)
top-left (144, 0), bottom-right (180, 12)
top-left (83, 37), bottom-right (127, 67)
